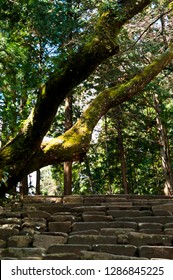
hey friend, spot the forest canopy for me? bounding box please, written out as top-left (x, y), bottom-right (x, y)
top-left (0, 0), bottom-right (173, 197)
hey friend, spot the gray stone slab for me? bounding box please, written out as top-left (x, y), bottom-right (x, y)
top-left (100, 228), bottom-right (135, 235)
top-left (114, 216), bottom-right (173, 224)
top-left (68, 235), bottom-right (117, 245)
top-left (43, 253), bottom-right (79, 260)
top-left (82, 214), bottom-right (113, 222)
top-left (72, 222), bottom-right (108, 232)
top-left (138, 222), bottom-right (163, 229)
top-left (47, 244), bottom-right (91, 254)
top-left (107, 210), bottom-right (152, 217)
top-left (139, 246), bottom-right (173, 259)
top-left (48, 222), bottom-right (71, 233)
top-left (93, 244), bottom-right (137, 256)
top-left (33, 235), bottom-right (67, 249)
top-left (8, 236), bottom-right (33, 248)
top-left (2, 248), bottom-right (46, 259)
top-left (108, 221), bottom-right (138, 230)
top-left (117, 232), bottom-right (173, 246)
top-left (80, 251), bottom-right (148, 260)
top-left (0, 228), bottom-right (19, 241)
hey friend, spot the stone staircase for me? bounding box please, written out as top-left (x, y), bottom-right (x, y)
top-left (0, 194), bottom-right (173, 260)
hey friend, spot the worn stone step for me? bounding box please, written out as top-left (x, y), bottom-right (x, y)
top-left (80, 250), bottom-right (148, 260)
top-left (0, 228), bottom-right (19, 241)
top-left (164, 229), bottom-right (173, 235)
top-left (23, 210), bottom-right (51, 219)
top-left (33, 234), bottom-right (67, 249)
top-left (8, 236), bottom-right (33, 248)
top-left (117, 232), bottom-right (173, 246)
top-left (48, 222), bottom-right (72, 233)
top-left (69, 230), bottom-right (99, 236)
top-left (43, 253), bottom-right (79, 260)
top-left (47, 244), bottom-right (91, 254)
top-left (93, 244), bottom-right (137, 256)
top-left (152, 203), bottom-right (173, 212)
top-left (23, 195), bottom-right (62, 204)
top-left (22, 219), bottom-right (47, 232)
top-left (139, 229), bottom-right (163, 234)
top-left (0, 212), bottom-right (22, 218)
top-left (138, 222), bottom-right (163, 230)
top-left (0, 240), bottom-right (6, 248)
top-left (107, 205), bottom-right (151, 211)
top-left (108, 210), bottom-right (152, 218)
top-left (153, 210), bottom-right (173, 216)
top-left (49, 214), bottom-right (76, 223)
top-left (100, 228), bottom-right (135, 235)
top-left (82, 214), bottom-right (113, 222)
top-left (139, 246), bottom-right (173, 259)
top-left (71, 206), bottom-right (107, 213)
top-left (1, 247), bottom-right (46, 259)
top-left (108, 221), bottom-right (138, 230)
top-left (63, 196), bottom-right (84, 204)
top-left (68, 235), bottom-right (117, 245)
top-left (72, 222), bottom-right (108, 232)
top-left (38, 205), bottom-right (71, 214)
top-left (114, 216), bottom-right (173, 224)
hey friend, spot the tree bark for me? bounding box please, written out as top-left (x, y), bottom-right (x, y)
top-left (116, 109), bottom-right (129, 194)
top-left (154, 93), bottom-right (173, 195)
top-left (20, 175), bottom-right (28, 198)
top-left (64, 94), bottom-right (73, 195)
top-left (36, 169), bottom-right (41, 195)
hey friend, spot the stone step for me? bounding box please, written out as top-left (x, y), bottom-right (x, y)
top-left (80, 250), bottom-right (148, 260)
top-left (82, 214), bottom-right (113, 222)
top-left (108, 221), bottom-right (138, 230)
top-left (139, 246), bottom-right (173, 259)
top-left (47, 244), bottom-right (91, 255)
top-left (67, 235), bottom-right (118, 245)
top-left (72, 222), bottom-right (108, 232)
top-left (71, 206), bottom-right (107, 213)
top-left (48, 222), bottom-right (72, 233)
top-left (100, 228), bottom-right (136, 235)
top-left (107, 210), bottom-right (152, 218)
top-left (1, 247), bottom-right (45, 259)
top-left (93, 244), bottom-right (137, 257)
top-left (43, 253), bottom-right (79, 260)
top-left (114, 216), bottom-right (173, 224)
top-left (117, 232), bottom-right (173, 246)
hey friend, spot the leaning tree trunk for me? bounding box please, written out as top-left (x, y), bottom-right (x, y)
top-left (154, 93), bottom-right (173, 195)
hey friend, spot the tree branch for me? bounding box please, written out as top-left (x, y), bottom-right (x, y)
top-left (29, 44), bottom-right (173, 172)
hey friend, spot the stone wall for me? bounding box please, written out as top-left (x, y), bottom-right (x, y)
top-left (0, 194), bottom-right (173, 260)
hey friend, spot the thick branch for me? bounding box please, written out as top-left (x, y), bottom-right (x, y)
top-left (30, 44), bottom-right (173, 171)
top-left (0, 1), bottom-right (151, 157)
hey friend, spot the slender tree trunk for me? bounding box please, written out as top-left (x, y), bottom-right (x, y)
top-left (20, 175), bottom-right (28, 198)
top-left (116, 109), bottom-right (129, 194)
top-left (84, 156), bottom-right (94, 193)
top-left (104, 114), bottom-right (112, 193)
top-left (64, 94), bottom-right (73, 195)
top-left (36, 169), bottom-right (41, 195)
top-left (154, 93), bottom-right (173, 195)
